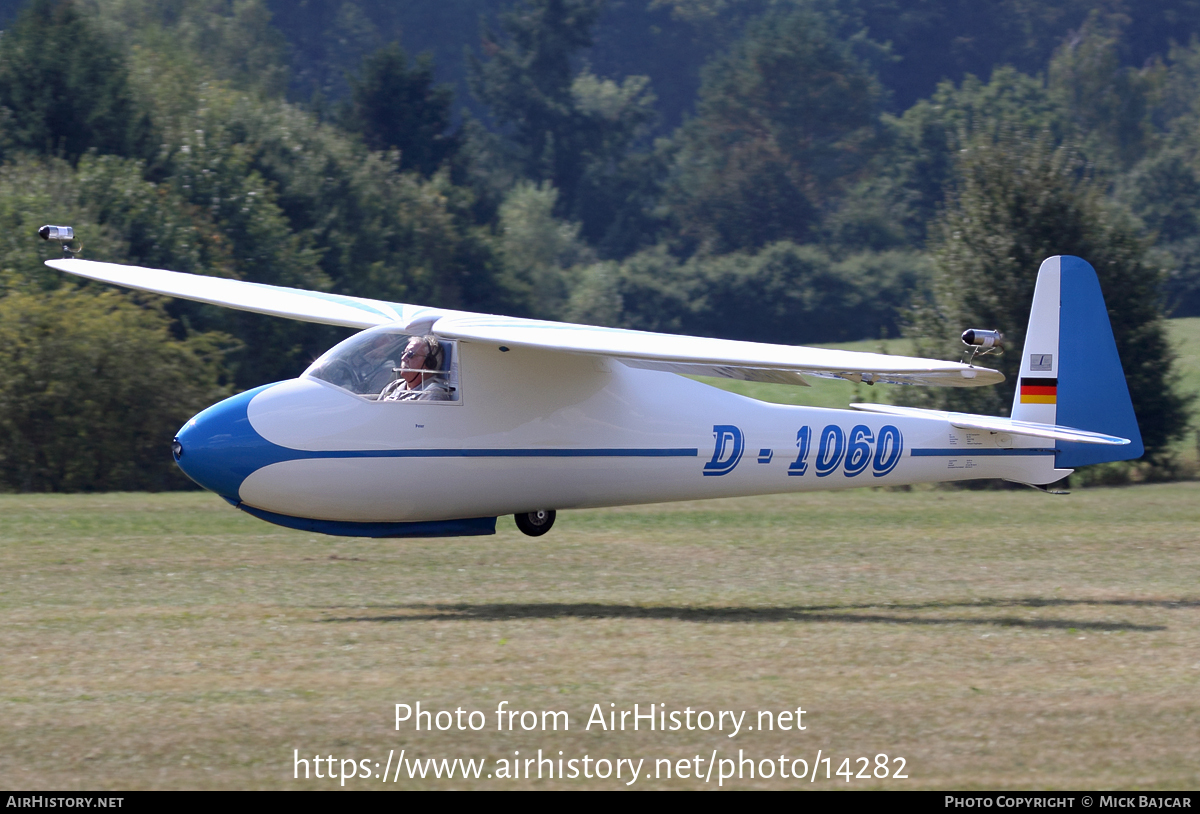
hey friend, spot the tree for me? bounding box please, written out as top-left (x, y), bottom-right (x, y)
top-left (667, 6), bottom-right (883, 253)
top-left (1116, 37), bottom-right (1200, 318)
top-left (468, 0), bottom-right (660, 255)
top-left (148, 89), bottom-right (513, 387)
top-left (495, 180), bottom-right (593, 319)
top-left (89, 0), bottom-right (290, 99)
top-left (1118, 147), bottom-right (1200, 316)
top-left (905, 129), bottom-right (1191, 466)
top-left (862, 67), bottom-right (1068, 249)
top-left (0, 0), bottom-right (151, 162)
top-left (469, 0), bottom-right (602, 183)
top-left (0, 287), bottom-right (230, 491)
top-left (184, 0), bottom-right (290, 98)
top-left (1047, 13), bottom-right (1164, 170)
top-left (343, 43), bottom-right (458, 176)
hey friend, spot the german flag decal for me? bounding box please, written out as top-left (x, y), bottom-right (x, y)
top-left (1020, 377), bottom-right (1058, 404)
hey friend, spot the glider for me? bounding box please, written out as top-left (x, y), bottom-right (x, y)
top-left (45, 252), bottom-right (1141, 537)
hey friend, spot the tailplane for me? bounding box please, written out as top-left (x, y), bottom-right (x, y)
top-left (1012, 256), bottom-right (1143, 467)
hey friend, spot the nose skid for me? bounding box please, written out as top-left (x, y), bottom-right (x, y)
top-left (173, 382), bottom-right (286, 501)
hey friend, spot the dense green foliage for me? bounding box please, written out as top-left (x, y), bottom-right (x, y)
top-left (342, 43), bottom-right (458, 176)
top-left (0, 0), bottom-right (151, 161)
top-left (904, 131), bottom-right (1192, 465)
top-left (667, 7), bottom-right (882, 253)
top-left (0, 0), bottom-right (1198, 488)
top-left (0, 287), bottom-right (229, 491)
top-left (468, 0), bottom-right (661, 255)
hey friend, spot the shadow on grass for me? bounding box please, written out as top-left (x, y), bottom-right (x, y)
top-left (321, 597), bottom-right (1192, 631)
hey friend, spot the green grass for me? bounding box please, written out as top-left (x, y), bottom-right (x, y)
top-left (2, 487), bottom-right (1198, 789)
top-left (3, 322), bottom-right (1198, 790)
top-left (1169, 317), bottom-right (1200, 412)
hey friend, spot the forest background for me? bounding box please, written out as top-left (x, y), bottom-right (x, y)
top-left (0, 0), bottom-right (1197, 491)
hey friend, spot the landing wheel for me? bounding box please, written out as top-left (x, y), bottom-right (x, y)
top-left (515, 509), bottom-right (556, 537)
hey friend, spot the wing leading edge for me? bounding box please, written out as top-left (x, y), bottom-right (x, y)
top-left (46, 257), bottom-right (1003, 388)
top-left (45, 258), bottom-right (435, 330)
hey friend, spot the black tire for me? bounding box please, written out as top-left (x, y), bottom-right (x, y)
top-left (515, 509), bottom-right (556, 537)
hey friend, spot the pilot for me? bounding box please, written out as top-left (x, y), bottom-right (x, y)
top-left (380, 335), bottom-right (452, 401)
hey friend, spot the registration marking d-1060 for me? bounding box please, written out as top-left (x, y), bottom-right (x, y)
top-left (703, 424), bottom-right (903, 479)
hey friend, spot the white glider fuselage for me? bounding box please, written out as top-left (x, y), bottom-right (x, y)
top-left (44, 253), bottom-right (1140, 537)
top-left (178, 339), bottom-right (1066, 527)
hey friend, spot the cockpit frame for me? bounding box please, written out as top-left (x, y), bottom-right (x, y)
top-left (303, 326), bottom-right (462, 405)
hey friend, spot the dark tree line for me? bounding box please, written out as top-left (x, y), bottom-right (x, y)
top-left (0, 0), bottom-right (1196, 490)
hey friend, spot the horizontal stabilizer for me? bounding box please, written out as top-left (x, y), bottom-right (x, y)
top-left (849, 403), bottom-right (1130, 446)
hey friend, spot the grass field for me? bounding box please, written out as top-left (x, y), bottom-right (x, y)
top-left (2, 486), bottom-right (1199, 789)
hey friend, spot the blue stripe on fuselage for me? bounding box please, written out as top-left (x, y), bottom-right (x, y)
top-left (174, 382), bottom-right (699, 501)
top-left (909, 448), bottom-right (1055, 457)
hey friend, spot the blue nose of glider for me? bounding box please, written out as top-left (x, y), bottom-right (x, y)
top-left (173, 383), bottom-right (283, 502)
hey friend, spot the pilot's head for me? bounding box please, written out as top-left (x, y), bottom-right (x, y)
top-left (400, 335), bottom-right (443, 386)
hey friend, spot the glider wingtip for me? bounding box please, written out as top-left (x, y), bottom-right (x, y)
top-left (44, 256), bottom-right (93, 272)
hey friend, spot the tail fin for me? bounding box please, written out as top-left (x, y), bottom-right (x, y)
top-left (1012, 256), bottom-right (1143, 467)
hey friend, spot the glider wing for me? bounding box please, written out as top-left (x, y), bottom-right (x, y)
top-left (431, 314), bottom-right (1003, 387)
top-left (45, 258), bottom-right (427, 329)
top-left (46, 257), bottom-right (1003, 388)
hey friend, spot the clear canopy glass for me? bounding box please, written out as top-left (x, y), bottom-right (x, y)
top-left (303, 326), bottom-right (458, 401)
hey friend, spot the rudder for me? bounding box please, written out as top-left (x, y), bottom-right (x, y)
top-left (1012, 256), bottom-right (1143, 467)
